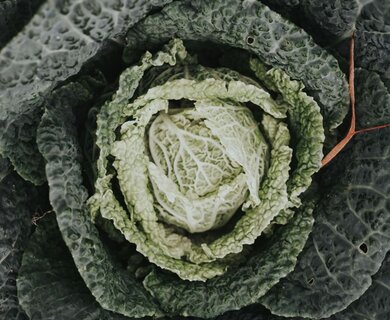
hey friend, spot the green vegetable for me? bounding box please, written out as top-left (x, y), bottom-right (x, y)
top-left (0, 1), bottom-right (389, 319)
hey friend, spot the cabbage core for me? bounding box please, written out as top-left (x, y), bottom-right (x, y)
top-left (148, 104), bottom-right (269, 233)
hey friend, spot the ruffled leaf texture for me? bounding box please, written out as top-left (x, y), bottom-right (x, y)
top-left (14, 217), bottom-right (390, 320)
top-left (261, 0), bottom-right (390, 89)
top-left (31, 45), bottom-right (323, 319)
top-left (2, 0), bottom-right (388, 319)
top-left (143, 200), bottom-right (314, 318)
top-left (0, 0), bottom-right (352, 185)
top-left (355, 68), bottom-right (390, 130)
top-left (0, 0), bottom-right (174, 184)
top-left (124, 0), bottom-right (349, 132)
top-left (36, 74), bottom-right (163, 318)
top-left (189, 67), bottom-right (390, 318)
top-left (221, 66), bottom-right (390, 320)
top-left (0, 172), bottom-right (37, 320)
top-left (260, 128), bottom-right (390, 318)
top-left (17, 215), bottom-right (129, 320)
top-left (32, 39), bottom-right (318, 317)
top-left (203, 251), bottom-right (390, 320)
top-left (15, 211), bottom-right (390, 320)
top-left (86, 38), bottom-right (326, 283)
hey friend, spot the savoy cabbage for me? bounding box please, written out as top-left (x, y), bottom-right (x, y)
top-left (0, 0), bottom-right (389, 319)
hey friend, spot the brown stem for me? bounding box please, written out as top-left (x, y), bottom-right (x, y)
top-left (321, 34), bottom-right (356, 167)
top-left (355, 123), bottom-right (390, 134)
top-left (321, 33), bottom-right (390, 168)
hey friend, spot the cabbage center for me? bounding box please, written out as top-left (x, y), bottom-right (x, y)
top-left (147, 103), bottom-right (269, 233)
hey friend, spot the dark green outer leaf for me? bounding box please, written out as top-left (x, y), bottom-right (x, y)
top-left (261, 127), bottom-right (390, 319)
top-left (17, 215), bottom-right (129, 320)
top-left (190, 251), bottom-right (390, 320)
top-left (354, 0), bottom-right (390, 89)
top-left (355, 68), bottom-right (390, 130)
top-left (259, 1), bottom-right (390, 90)
top-left (36, 79), bottom-right (162, 318)
top-left (331, 251), bottom-right (390, 320)
top-left (197, 250), bottom-right (390, 320)
top-left (0, 0), bottom-right (173, 185)
top-left (125, 0), bottom-right (349, 133)
top-left (0, 173), bottom-right (36, 320)
top-left (260, 0), bottom-right (360, 40)
top-left (297, 0), bottom-right (359, 39)
top-left (0, 96), bottom-right (46, 185)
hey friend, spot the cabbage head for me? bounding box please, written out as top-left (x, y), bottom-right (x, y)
top-left (0, 1), bottom-right (389, 320)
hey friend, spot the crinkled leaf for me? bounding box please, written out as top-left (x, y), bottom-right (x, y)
top-left (192, 250), bottom-right (390, 320)
top-left (97, 188), bottom-right (231, 282)
top-left (17, 215), bottom-right (129, 320)
top-left (196, 102), bottom-right (269, 209)
top-left (90, 41), bottom-right (296, 281)
top-left (36, 79), bottom-right (162, 318)
top-left (130, 78), bottom-right (286, 119)
top-left (0, 173), bottom-right (37, 320)
top-left (195, 250), bottom-right (390, 320)
top-left (148, 164), bottom-right (248, 234)
top-left (90, 41), bottom-right (230, 281)
top-left (147, 101), bottom-right (270, 231)
top-left (355, 68), bottom-right (390, 130)
top-left (91, 39), bottom-right (189, 205)
top-left (143, 200), bottom-right (315, 318)
top-left (261, 127), bottom-right (390, 319)
top-left (0, 0), bottom-right (173, 184)
top-left (185, 118), bottom-right (291, 262)
top-left (272, 0), bottom-right (390, 90)
top-left (261, 0), bottom-right (360, 41)
top-left (198, 253), bottom-right (390, 320)
top-left (148, 108), bottom-right (244, 200)
top-left (331, 252), bottom-right (390, 320)
top-left (104, 94), bottom-right (292, 279)
top-left (125, 0), bottom-right (349, 131)
top-left (251, 59), bottom-right (324, 219)
top-left (354, 0), bottom-right (390, 89)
